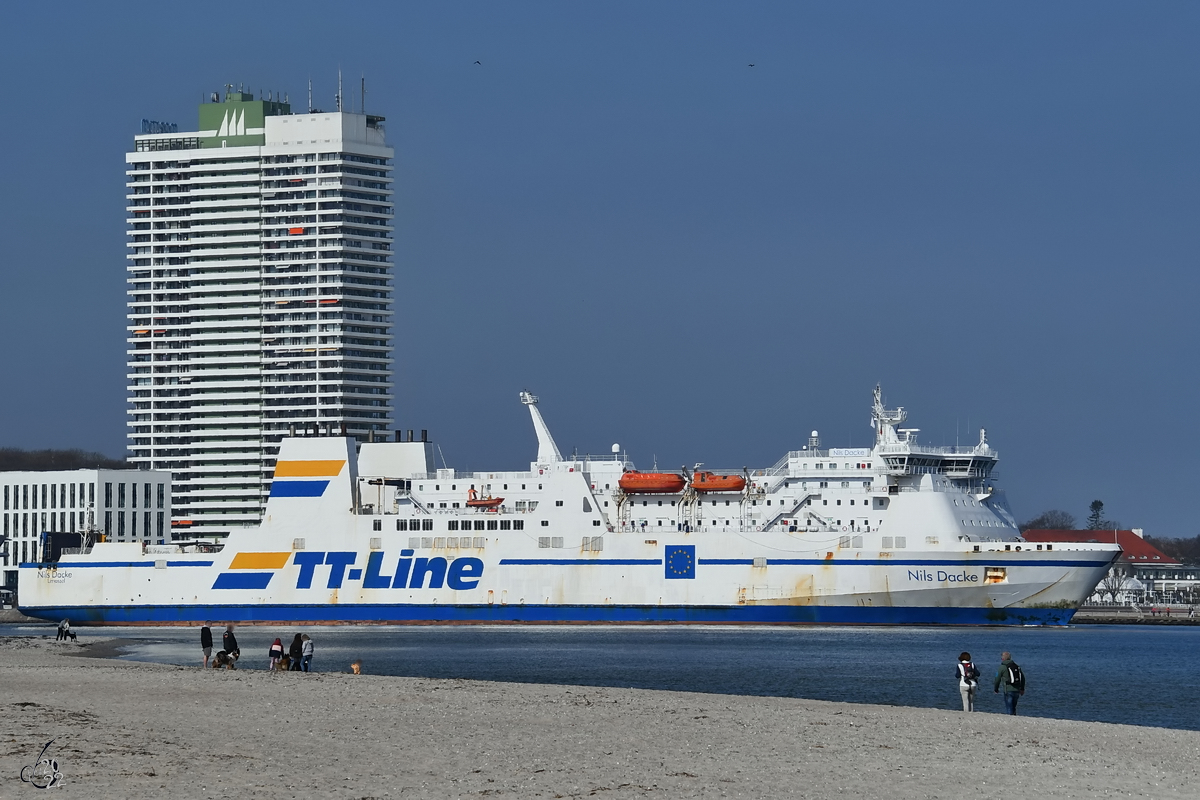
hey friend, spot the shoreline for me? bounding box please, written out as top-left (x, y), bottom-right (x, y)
top-left (1, 636), bottom-right (1199, 798)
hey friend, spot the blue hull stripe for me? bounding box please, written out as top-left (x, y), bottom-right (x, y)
top-left (269, 480), bottom-right (329, 498)
top-left (499, 559), bottom-right (662, 566)
top-left (212, 573), bottom-right (274, 590)
top-left (19, 561), bottom-right (214, 569)
top-left (16, 603), bottom-right (1080, 627)
top-left (701, 558), bottom-right (1109, 568)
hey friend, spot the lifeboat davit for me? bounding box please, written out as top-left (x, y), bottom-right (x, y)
top-left (691, 471), bottom-right (747, 493)
top-left (466, 489), bottom-right (504, 509)
top-left (619, 471), bottom-right (687, 494)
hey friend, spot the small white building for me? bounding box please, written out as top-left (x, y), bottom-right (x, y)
top-left (1, 469), bottom-right (173, 579)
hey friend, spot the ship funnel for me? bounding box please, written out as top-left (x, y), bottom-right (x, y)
top-left (521, 391), bottom-right (562, 464)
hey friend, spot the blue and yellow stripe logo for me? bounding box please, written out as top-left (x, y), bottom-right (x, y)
top-left (269, 459), bottom-right (346, 498)
top-left (212, 552), bottom-right (292, 590)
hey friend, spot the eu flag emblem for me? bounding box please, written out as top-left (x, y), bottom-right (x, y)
top-left (665, 545), bottom-right (695, 580)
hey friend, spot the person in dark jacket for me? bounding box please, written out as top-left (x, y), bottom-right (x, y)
top-left (222, 625), bottom-right (239, 659)
top-left (200, 624), bottom-right (214, 668)
top-left (993, 651), bottom-right (1024, 715)
top-left (288, 633), bottom-right (304, 671)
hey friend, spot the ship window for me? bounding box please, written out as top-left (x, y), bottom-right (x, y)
top-left (452, 502), bottom-right (460, 509)
top-left (593, 520), bottom-right (601, 526)
top-left (849, 500), bottom-right (854, 506)
top-left (370, 537), bottom-right (382, 550)
top-left (447, 520), bottom-right (458, 531)
top-left (852, 536), bottom-right (863, 548)
top-left (513, 520), bottom-right (524, 530)
top-left (837, 500), bottom-right (841, 506)
top-left (556, 500), bottom-right (563, 507)
top-left (372, 519), bottom-right (381, 531)
top-left (451, 485), bottom-right (456, 491)
top-left (895, 536), bottom-right (906, 548)
top-left (541, 520), bottom-right (549, 527)
top-left (522, 484), bottom-right (526, 490)
top-left (447, 537), bottom-right (459, 548)
top-left (816, 463), bottom-right (822, 469)
top-left (839, 536), bottom-right (851, 548)
top-left (725, 500), bottom-right (731, 506)
top-left (409, 537), bottom-right (421, 549)
top-left (474, 537), bottom-right (486, 548)
top-left (500, 520), bottom-right (511, 530)
top-left (841, 481), bottom-right (849, 488)
top-left (397, 519), bottom-right (408, 531)
top-left (604, 501), bottom-right (609, 507)
top-left (539, 536), bottom-right (550, 548)
top-left (823, 500), bottom-right (828, 506)
top-left (473, 520), bottom-right (484, 531)
top-left (552, 536), bottom-right (563, 548)
top-left (487, 520), bottom-right (498, 530)
top-left (435, 485), bottom-right (439, 491)
top-left (433, 537), bottom-right (446, 548)
top-left (643, 501), bottom-right (648, 506)
top-left (422, 519), bottom-right (433, 531)
top-left (439, 503), bottom-right (447, 509)
top-left (657, 501), bottom-right (662, 507)
top-left (504, 484), bottom-right (508, 490)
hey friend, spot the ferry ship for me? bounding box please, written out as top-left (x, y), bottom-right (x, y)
top-left (18, 388), bottom-right (1120, 626)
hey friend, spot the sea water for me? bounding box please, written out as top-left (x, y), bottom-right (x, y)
top-left (4, 623), bottom-right (1194, 731)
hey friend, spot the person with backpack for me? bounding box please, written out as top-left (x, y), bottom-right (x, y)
top-left (993, 651), bottom-right (1026, 715)
top-left (956, 651), bottom-right (981, 711)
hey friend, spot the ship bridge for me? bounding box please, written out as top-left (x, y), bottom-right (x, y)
top-left (871, 385), bottom-right (997, 481)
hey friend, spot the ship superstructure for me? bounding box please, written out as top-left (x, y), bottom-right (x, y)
top-left (18, 388), bottom-right (1119, 625)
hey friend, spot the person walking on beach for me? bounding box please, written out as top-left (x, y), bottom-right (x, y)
top-left (993, 651), bottom-right (1025, 715)
top-left (222, 625), bottom-right (240, 660)
top-left (268, 638), bottom-right (284, 671)
top-left (200, 624), bottom-right (214, 668)
top-left (956, 651), bottom-right (980, 712)
top-left (288, 633), bottom-right (304, 671)
top-left (300, 634), bottom-right (314, 672)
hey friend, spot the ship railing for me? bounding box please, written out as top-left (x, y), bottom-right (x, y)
top-left (58, 547), bottom-right (93, 556)
top-left (876, 443), bottom-right (998, 457)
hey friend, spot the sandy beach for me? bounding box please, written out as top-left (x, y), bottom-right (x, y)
top-left (1, 636), bottom-right (1197, 798)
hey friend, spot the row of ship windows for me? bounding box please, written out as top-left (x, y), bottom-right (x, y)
top-left (368, 518), bottom-right (526, 532)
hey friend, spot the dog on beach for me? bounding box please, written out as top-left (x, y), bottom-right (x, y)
top-left (277, 654), bottom-right (292, 672)
top-left (212, 650), bottom-right (238, 670)
top-left (350, 659), bottom-right (362, 675)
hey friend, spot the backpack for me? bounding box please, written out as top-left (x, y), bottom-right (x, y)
top-left (957, 661), bottom-right (980, 684)
top-left (1004, 662), bottom-right (1025, 691)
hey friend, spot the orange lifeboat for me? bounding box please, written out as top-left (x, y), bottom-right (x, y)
top-left (466, 488), bottom-right (504, 509)
top-left (619, 471), bottom-right (687, 494)
top-left (691, 471), bottom-right (747, 493)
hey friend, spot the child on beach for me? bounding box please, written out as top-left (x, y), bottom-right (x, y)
top-left (301, 634), bottom-right (314, 672)
top-left (268, 638), bottom-right (284, 671)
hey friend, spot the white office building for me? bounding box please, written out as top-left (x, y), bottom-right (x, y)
top-left (126, 87), bottom-right (395, 539)
top-left (1, 470), bottom-right (173, 578)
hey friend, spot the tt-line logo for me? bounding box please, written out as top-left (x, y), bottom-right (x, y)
top-left (293, 550), bottom-right (484, 590)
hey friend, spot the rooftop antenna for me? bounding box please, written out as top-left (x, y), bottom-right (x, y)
top-left (308, 78), bottom-right (312, 113)
top-left (361, 74), bottom-right (365, 114)
top-left (336, 68), bottom-right (342, 111)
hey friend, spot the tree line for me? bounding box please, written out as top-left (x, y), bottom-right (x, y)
top-left (1019, 500), bottom-right (1122, 533)
top-left (0, 447), bottom-right (127, 472)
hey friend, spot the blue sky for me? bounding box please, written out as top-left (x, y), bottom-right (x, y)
top-left (0, 2), bottom-right (1196, 534)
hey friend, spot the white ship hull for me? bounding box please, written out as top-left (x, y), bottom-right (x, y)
top-left (18, 390), bottom-right (1120, 626)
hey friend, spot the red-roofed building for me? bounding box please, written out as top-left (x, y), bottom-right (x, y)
top-left (1023, 529), bottom-right (1198, 602)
